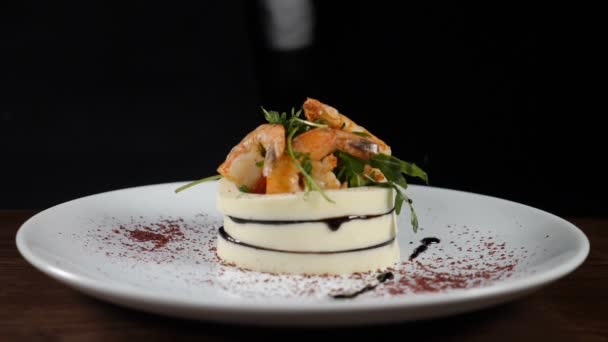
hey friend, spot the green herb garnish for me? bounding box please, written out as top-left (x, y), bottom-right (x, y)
top-left (369, 154), bottom-right (429, 185)
top-left (262, 107), bottom-right (326, 135)
top-left (286, 127), bottom-right (334, 203)
top-left (385, 181), bottom-right (419, 233)
top-left (335, 151), bottom-right (368, 187)
top-left (262, 108), bottom-right (290, 126)
top-left (335, 151), bottom-right (427, 232)
top-left (263, 106), bottom-right (333, 202)
top-left (174, 174), bottom-right (222, 193)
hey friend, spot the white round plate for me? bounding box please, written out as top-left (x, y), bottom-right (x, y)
top-left (16, 181), bottom-right (589, 326)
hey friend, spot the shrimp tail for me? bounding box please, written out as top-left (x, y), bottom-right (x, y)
top-left (303, 97), bottom-right (392, 156)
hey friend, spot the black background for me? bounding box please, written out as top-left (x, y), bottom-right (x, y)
top-left (0, 2), bottom-right (603, 216)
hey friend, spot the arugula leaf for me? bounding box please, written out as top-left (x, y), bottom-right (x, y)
top-left (262, 107), bottom-right (289, 126)
top-left (238, 185), bottom-right (251, 193)
top-left (370, 156), bottom-right (407, 187)
top-left (335, 152), bottom-right (427, 232)
top-left (263, 106), bottom-right (326, 137)
top-left (174, 174), bottom-right (222, 193)
top-left (362, 180), bottom-right (418, 232)
top-left (371, 154), bottom-right (428, 184)
top-left (387, 181), bottom-right (419, 232)
top-left (335, 151), bottom-right (371, 187)
top-left (286, 128), bottom-right (334, 203)
top-left (293, 151), bottom-right (312, 174)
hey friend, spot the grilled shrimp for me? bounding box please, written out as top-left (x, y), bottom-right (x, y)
top-left (265, 154), bottom-right (300, 194)
top-left (292, 128), bottom-right (379, 161)
top-left (303, 98), bottom-right (392, 155)
top-left (266, 128), bottom-right (378, 193)
top-left (311, 154), bottom-right (341, 190)
top-left (217, 124), bottom-right (285, 189)
top-left (266, 154), bottom-right (341, 194)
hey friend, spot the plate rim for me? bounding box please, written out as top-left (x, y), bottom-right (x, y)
top-left (15, 181), bottom-right (590, 313)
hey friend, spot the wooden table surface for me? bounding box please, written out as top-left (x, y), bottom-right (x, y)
top-left (1, 210), bottom-right (606, 341)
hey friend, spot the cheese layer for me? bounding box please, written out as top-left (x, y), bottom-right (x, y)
top-left (217, 178), bottom-right (395, 220)
top-left (216, 178), bottom-right (400, 274)
top-left (223, 212), bottom-right (397, 252)
top-left (217, 230), bottom-right (400, 275)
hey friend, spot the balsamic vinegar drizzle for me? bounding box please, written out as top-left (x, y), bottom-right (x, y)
top-left (228, 207), bottom-right (395, 231)
top-left (222, 208), bottom-right (439, 298)
top-left (331, 272), bottom-right (395, 299)
top-left (218, 227), bottom-right (395, 254)
top-left (409, 237), bottom-right (441, 260)
top-left (330, 237), bottom-right (440, 299)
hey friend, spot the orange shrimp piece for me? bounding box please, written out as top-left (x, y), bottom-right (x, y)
top-left (311, 154), bottom-right (341, 190)
top-left (303, 98), bottom-right (392, 155)
top-left (266, 154), bottom-right (300, 194)
top-left (292, 128), bottom-right (378, 161)
top-left (217, 124), bottom-right (285, 189)
top-left (266, 128), bottom-right (379, 193)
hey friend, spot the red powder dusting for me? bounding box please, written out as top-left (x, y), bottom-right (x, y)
top-left (325, 224), bottom-right (525, 297)
top-left (129, 230), bottom-right (170, 249)
top-left (115, 220), bottom-right (186, 252)
top-left (85, 219), bottom-right (528, 299)
top-left (86, 215), bottom-right (220, 264)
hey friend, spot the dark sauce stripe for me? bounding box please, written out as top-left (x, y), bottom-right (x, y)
top-left (331, 272), bottom-right (395, 299)
top-left (227, 207), bottom-right (395, 231)
top-left (218, 227), bottom-right (396, 254)
top-left (409, 237), bottom-right (441, 260)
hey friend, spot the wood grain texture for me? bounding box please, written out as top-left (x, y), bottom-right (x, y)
top-left (1, 211), bottom-right (606, 341)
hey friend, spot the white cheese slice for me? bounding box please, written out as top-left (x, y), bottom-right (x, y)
top-left (223, 213), bottom-right (397, 252)
top-left (217, 178), bottom-right (395, 220)
top-left (216, 178), bottom-right (400, 274)
top-left (217, 233), bottom-right (400, 275)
